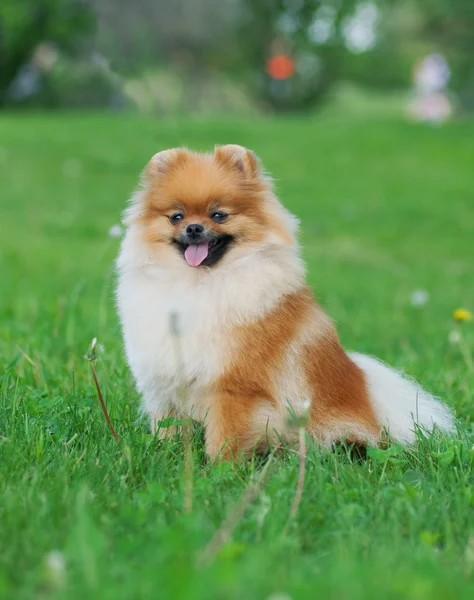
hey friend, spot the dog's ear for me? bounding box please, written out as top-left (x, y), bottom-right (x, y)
top-left (214, 144), bottom-right (261, 178)
top-left (144, 148), bottom-right (188, 180)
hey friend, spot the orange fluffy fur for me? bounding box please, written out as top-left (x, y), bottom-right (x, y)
top-left (116, 144), bottom-right (454, 460)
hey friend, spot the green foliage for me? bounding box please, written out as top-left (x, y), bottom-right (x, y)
top-left (240, 0), bottom-right (358, 110)
top-left (37, 56), bottom-right (126, 109)
top-left (1, 113), bottom-right (474, 598)
top-left (0, 0), bottom-right (95, 105)
top-left (341, 48), bottom-right (414, 90)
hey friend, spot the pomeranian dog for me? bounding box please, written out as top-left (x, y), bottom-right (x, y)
top-left (117, 144), bottom-right (454, 460)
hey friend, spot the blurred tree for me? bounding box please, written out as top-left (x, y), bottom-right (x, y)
top-left (94, 0), bottom-right (238, 74)
top-left (93, 0), bottom-right (364, 112)
top-left (93, 0), bottom-right (241, 112)
top-left (339, 2), bottom-right (429, 94)
top-left (239, 0), bottom-right (359, 110)
top-left (0, 0), bottom-right (95, 106)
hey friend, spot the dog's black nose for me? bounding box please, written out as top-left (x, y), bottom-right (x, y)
top-left (186, 223), bottom-right (204, 238)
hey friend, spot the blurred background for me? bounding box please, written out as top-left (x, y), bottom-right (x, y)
top-left (1, 0), bottom-right (473, 120)
top-left (1, 7), bottom-right (474, 596)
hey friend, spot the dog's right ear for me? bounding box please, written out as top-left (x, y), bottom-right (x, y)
top-left (214, 144), bottom-right (262, 179)
top-left (144, 148), bottom-right (188, 181)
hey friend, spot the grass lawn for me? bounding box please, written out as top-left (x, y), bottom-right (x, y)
top-left (0, 112), bottom-right (473, 599)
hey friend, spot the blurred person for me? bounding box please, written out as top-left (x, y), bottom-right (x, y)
top-left (409, 53), bottom-right (453, 123)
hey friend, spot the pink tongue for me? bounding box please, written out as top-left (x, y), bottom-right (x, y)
top-left (184, 242), bottom-right (209, 267)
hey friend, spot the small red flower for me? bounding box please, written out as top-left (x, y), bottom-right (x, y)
top-left (266, 55), bottom-right (295, 80)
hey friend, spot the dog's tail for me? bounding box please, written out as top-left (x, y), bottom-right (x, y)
top-left (349, 352), bottom-right (455, 443)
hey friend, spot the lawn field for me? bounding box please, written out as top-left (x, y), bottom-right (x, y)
top-left (0, 113), bottom-right (473, 599)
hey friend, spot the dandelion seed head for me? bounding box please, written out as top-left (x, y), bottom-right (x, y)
top-left (43, 550), bottom-right (66, 587)
top-left (108, 224), bottom-right (123, 238)
top-left (448, 330), bottom-right (461, 344)
top-left (296, 398), bottom-right (311, 413)
top-left (46, 550), bottom-right (65, 572)
top-left (410, 289), bottom-right (429, 307)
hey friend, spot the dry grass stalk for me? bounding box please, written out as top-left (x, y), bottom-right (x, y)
top-left (199, 453), bottom-right (274, 565)
top-left (85, 338), bottom-right (119, 442)
top-left (283, 401), bottom-right (310, 535)
top-left (170, 312), bottom-right (194, 514)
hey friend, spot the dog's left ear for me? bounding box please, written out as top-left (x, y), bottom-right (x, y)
top-left (214, 144), bottom-right (261, 178)
top-left (144, 148), bottom-right (189, 181)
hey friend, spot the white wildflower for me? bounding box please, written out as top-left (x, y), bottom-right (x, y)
top-left (108, 224), bottom-right (123, 238)
top-left (410, 289), bottom-right (430, 307)
top-left (296, 398), bottom-right (311, 413)
top-left (44, 550), bottom-right (66, 587)
top-left (448, 330), bottom-right (461, 344)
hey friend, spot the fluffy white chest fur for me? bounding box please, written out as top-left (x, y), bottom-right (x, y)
top-left (117, 230), bottom-right (304, 421)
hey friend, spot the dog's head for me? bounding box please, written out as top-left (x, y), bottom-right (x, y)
top-left (127, 145), bottom-right (298, 268)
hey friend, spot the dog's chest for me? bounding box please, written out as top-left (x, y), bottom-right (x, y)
top-left (118, 251), bottom-right (300, 404)
top-left (119, 275), bottom-right (234, 387)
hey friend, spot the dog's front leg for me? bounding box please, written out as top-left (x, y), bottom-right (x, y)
top-left (205, 393), bottom-right (279, 461)
top-left (148, 407), bottom-right (182, 439)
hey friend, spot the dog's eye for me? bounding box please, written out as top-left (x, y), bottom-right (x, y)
top-left (169, 213), bottom-right (184, 224)
top-left (210, 211), bottom-right (228, 223)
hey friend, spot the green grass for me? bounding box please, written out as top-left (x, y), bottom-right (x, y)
top-left (1, 112), bottom-right (473, 599)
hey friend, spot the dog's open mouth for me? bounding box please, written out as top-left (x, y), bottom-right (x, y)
top-left (173, 235), bottom-right (234, 267)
